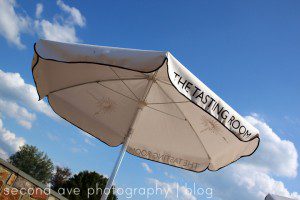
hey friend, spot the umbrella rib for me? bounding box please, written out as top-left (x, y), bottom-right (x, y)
top-left (109, 67), bottom-right (139, 100)
top-left (141, 71), bottom-right (158, 102)
top-left (97, 82), bottom-right (138, 102)
top-left (87, 90), bottom-right (101, 101)
top-left (146, 105), bottom-right (186, 121)
top-left (101, 77), bottom-right (147, 82)
top-left (138, 71), bottom-right (188, 120)
top-left (185, 119), bottom-right (212, 160)
top-left (155, 81), bottom-right (212, 160)
top-left (156, 79), bottom-right (172, 86)
top-left (47, 78), bottom-right (147, 95)
top-left (147, 101), bottom-right (190, 105)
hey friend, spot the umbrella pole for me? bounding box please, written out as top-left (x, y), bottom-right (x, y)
top-left (100, 106), bottom-right (143, 200)
top-left (100, 75), bottom-right (150, 200)
top-left (100, 131), bottom-right (132, 200)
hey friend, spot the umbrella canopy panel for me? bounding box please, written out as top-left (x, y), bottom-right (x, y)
top-left (32, 39), bottom-right (259, 172)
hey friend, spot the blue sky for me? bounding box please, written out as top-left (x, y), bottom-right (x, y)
top-left (0, 0), bottom-right (299, 199)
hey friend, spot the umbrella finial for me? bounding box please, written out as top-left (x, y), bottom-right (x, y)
top-left (138, 100), bottom-right (147, 109)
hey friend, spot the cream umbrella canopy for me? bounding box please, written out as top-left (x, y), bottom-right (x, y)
top-left (31, 39), bottom-right (260, 200)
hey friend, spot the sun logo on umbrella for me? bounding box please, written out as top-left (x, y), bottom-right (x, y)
top-left (87, 91), bottom-right (116, 116)
top-left (94, 97), bottom-right (116, 115)
top-left (199, 116), bottom-right (220, 133)
top-left (199, 115), bottom-right (228, 143)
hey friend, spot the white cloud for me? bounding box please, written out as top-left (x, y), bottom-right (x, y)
top-left (164, 172), bottom-right (175, 179)
top-left (80, 130), bottom-right (95, 146)
top-left (56, 0), bottom-right (85, 27)
top-left (35, 19), bottom-right (79, 43)
top-left (71, 146), bottom-right (88, 153)
top-left (0, 148), bottom-right (9, 160)
top-left (233, 163), bottom-right (300, 200)
top-left (188, 163), bottom-right (300, 200)
top-left (0, 99), bottom-right (36, 129)
top-left (84, 137), bottom-right (94, 146)
top-left (186, 114), bottom-right (299, 200)
top-left (0, 70), bottom-right (57, 119)
top-left (0, 118), bottom-right (25, 159)
top-left (70, 138), bottom-right (77, 144)
top-left (149, 178), bottom-right (197, 200)
top-left (142, 162), bottom-right (153, 173)
top-left (245, 115), bottom-right (298, 178)
top-left (80, 130), bottom-right (94, 139)
top-left (34, 0), bottom-right (85, 43)
top-left (0, 0), bottom-right (31, 49)
top-left (0, 0), bottom-right (85, 48)
top-left (69, 138), bottom-right (88, 153)
top-left (35, 3), bottom-right (43, 18)
top-left (47, 133), bottom-right (60, 142)
top-left (284, 116), bottom-right (300, 125)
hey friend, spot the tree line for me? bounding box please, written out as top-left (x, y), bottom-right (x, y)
top-left (8, 144), bottom-right (117, 200)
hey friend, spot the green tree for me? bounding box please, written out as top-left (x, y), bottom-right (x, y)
top-left (8, 145), bottom-right (54, 184)
top-left (51, 166), bottom-right (72, 191)
top-left (56, 171), bottom-right (117, 200)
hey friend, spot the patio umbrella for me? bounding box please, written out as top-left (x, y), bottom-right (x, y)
top-left (31, 39), bottom-right (260, 200)
top-left (265, 194), bottom-right (295, 200)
